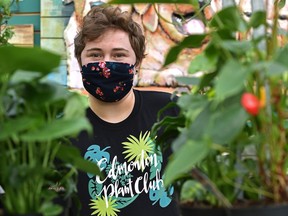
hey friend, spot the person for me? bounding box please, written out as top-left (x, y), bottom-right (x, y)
top-left (71, 4), bottom-right (180, 216)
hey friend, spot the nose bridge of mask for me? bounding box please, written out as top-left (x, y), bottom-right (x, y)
top-left (105, 61), bottom-right (136, 71)
top-left (81, 61), bottom-right (136, 73)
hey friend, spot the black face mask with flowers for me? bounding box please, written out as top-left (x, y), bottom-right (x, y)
top-left (81, 61), bottom-right (135, 102)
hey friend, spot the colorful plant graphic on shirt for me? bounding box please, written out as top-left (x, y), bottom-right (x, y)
top-left (149, 179), bottom-right (174, 208)
top-left (84, 145), bottom-right (111, 178)
top-left (90, 196), bottom-right (120, 216)
top-left (122, 131), bottom-right (155, 171)
top-left (84, 131), bottom-right (174, 216)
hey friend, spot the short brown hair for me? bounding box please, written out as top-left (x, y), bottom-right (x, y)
top-left (74, 5), bottom-right (146, 66)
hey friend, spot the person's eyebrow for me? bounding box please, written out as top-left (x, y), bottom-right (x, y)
top-left (111, 48), bottom-right (130, 52)
top-left (85, 48), bottom-right (129, 52)
top-left (86, 48), bottom-right (102, 52)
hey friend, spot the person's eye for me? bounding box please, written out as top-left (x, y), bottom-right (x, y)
top-left (88, 53), bottom-right (103, 59)
top-left (113, 53), bottom-right (126, 59)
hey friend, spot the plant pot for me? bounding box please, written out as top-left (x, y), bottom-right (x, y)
top-left (180, 203), bottom-right (288, 216)
top-left (180, 205), bottom-right (225, 216)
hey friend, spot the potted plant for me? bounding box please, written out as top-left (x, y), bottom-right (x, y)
top-left (109, 0), bottom-right (288, 215)
top-left (1, 4), bottom-right (102, 216)
top-left (0, 0), bottom-right (18, 46)
top-left (0, 45), bottom-right (102, 215)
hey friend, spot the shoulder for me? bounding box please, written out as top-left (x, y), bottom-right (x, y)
top-left (134, 89), bottom-right (177, 104)
top-left (134, 89), bottom-right (179, 116)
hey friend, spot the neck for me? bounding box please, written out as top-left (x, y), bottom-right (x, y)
top-left (89, 89), bottom-right (135, 123)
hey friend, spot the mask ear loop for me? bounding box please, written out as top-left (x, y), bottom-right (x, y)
top-left (133, 66), bottom-right (139, 86)
top-left (133, 61), bottom-right (139, 74)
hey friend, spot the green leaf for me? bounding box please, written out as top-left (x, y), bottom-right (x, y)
top-left (19, 82), bottom-right (70, 108)
top-left (182, 95), bottom-right (248, 145)
top-left (0, 46), bottom-right (61, 76)
top-left (188, 52), bottom-right (217, 74)
top-left (0, 0), bottom-right (11, 8)
top-left (185, 103), bottom-right (212, 141)
top-left (209, 6), bottom-right (247, 32)
top-left (267, 45), bottom-right (288, 76)
top-left (279, 0), bottom-right (286, 9)
top-left (248, 11), bottom-right (266, 29)
top-left (180, 179), bottom-right (206, 201)
top-left (152, 114), bottom-right (184, 150)
top-left (0, 116), bottom-right (43, 141)
top-left (215, 59), bottom-right (249, 100)
top-left (40, 202), bottom-right (63, 216)
top-left (164, 34), bottom-right (207, 66)
top-left (175, 76), bottom-right (200, 86)
top-left (177, 94), bottom-right (208, 113)
top-left (207, 96), bottom-right (248, 144)
top-left (63, 93), bottom-right (89, 119)
top-left (198, 71), bottom-right (217, 90)
top-left (220, 40), bottom-right (253, 54)
top-left (20, 118), bottom-right (92, 142)
top-left (9, 70), bottom-right (42, 84)
top-left (57, 145), bottom-right (102, 176)
top-left (164, 139), bottom-right (209, 186)
top-left (267, 61), bottom-right (288, 77)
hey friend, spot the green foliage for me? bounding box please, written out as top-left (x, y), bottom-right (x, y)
top-left (145, 0), bottom-right (288, 208)
top-left (0, 0), bottom-right (15, 46)
top-left (0, 46), bottom-right (101, 215)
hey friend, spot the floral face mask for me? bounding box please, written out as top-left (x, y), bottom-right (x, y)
top-left (81, 61), bottom-right (135, 102)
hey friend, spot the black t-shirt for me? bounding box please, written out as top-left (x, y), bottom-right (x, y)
top-left (71, 89), bottom-right (180, 216)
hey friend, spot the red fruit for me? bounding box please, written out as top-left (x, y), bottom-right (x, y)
top-left (241, 93), bottom-right (260, 116)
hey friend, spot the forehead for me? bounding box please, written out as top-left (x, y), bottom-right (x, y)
top-left (84, 29), bottom-right (132, 50)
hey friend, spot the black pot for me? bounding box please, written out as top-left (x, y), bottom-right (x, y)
top-left (180, 203), bottom-right (288, 216)
top-left (180, 205), bottom-right (225, 216)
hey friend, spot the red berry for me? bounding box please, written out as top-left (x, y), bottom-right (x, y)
top-left (241, 93), bottom-right (260, 116)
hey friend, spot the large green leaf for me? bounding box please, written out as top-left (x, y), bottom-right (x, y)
top-left (185, 103), bottom-right (212, 141)
top-left (248, 11), bottom-right (266, 29)
top-left (215, 59), bottom-right (249, 100)
top-left (0, 116), bottom-right (43, 141)
top-left (164, 139), bottom-right (209, 186)
top-left (0, 46), bottom-right (61, 76)
top-left (9, 70), bottom-right (42, 84)
top-left (20, 118), bottom-right (92, 142)
top-left (57, 145), bottom-right (102, 176)
top-left (207, 97), bottom-right (248, 144)
top-left (19, 82), bottom-right (56, 105)
top-left (181, 95), bottom-right (248, 145)
top-left (18, 81), bottom-right (70, 109)
top-left (63, 93), bottom-right (89, 119)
